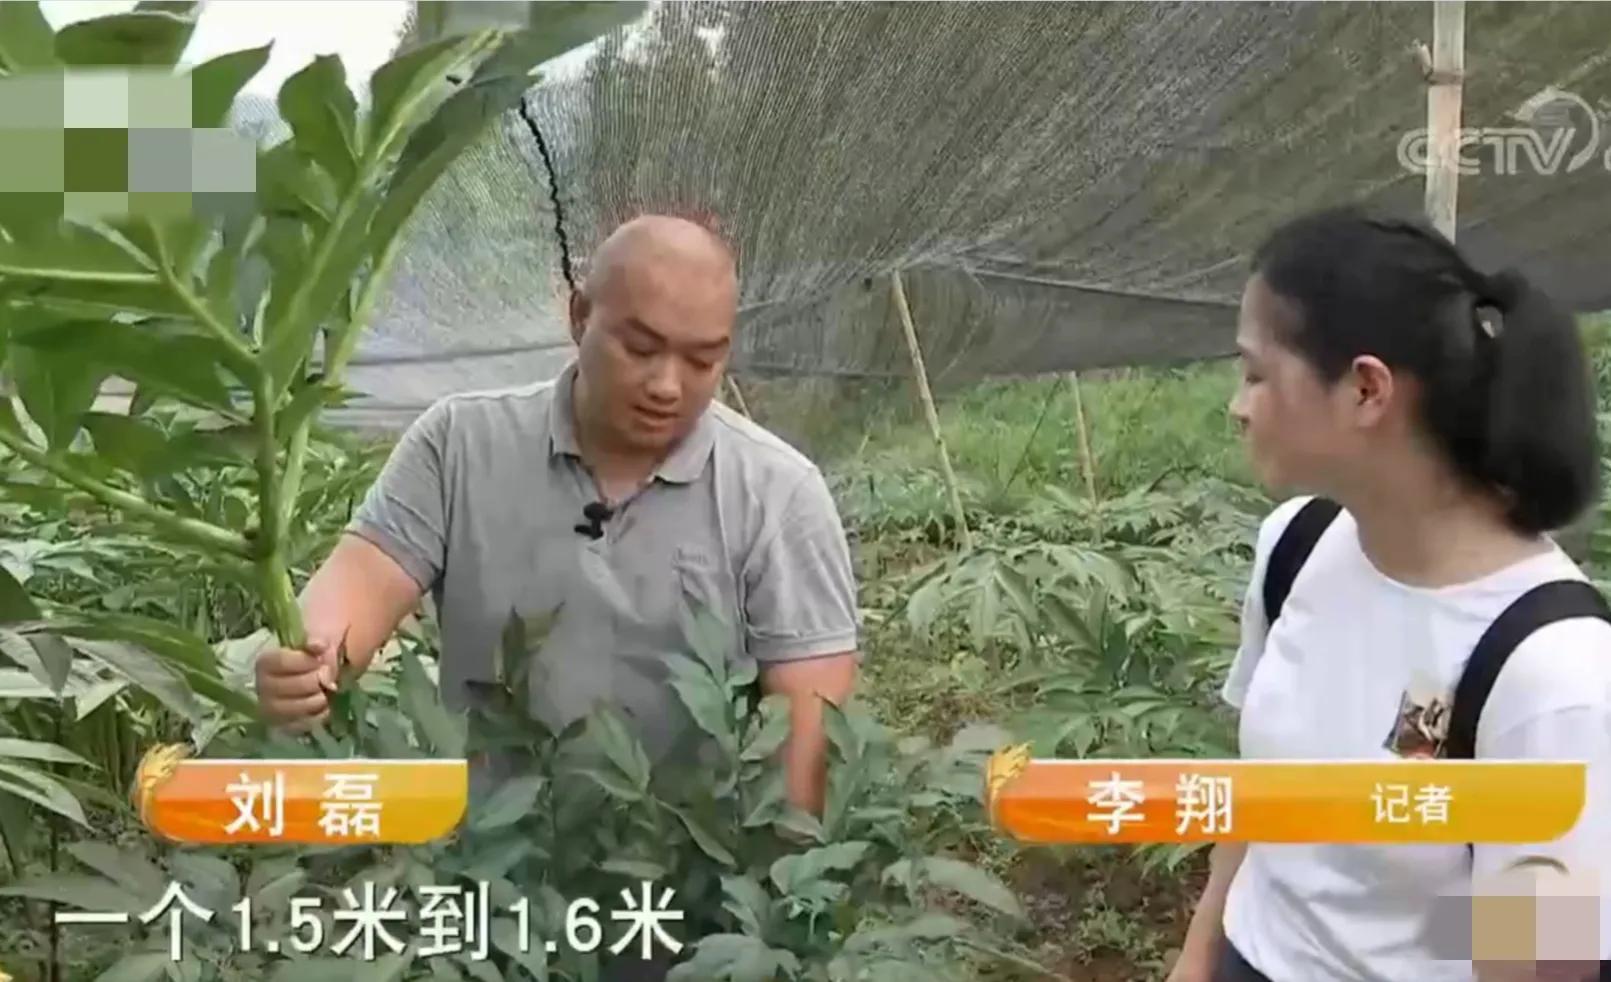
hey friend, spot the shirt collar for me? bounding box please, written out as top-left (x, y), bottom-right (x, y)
top-left (548, 359), bottom-right (717, 485)
top-left (547, 360), bottom-right (584, 459)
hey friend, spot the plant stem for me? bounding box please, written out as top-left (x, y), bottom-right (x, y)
top-left (0, 428), bottom-right (251, 557)
top-left (150, 223), bottom-right (259, 378)
top-left (252, 376), bottom-right (306, 649)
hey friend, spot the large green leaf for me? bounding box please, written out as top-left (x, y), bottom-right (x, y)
top-left (9, 342), bottom-right (109, 448)
top-left (0, 762), bottom-right (88, 827)
top-left (884, 857), bottom-right (1024, 920)
top-left (398, 643), bottom-right (464, 755)
top-left (843, 912), bottom-right (970, 953)
top-left (71, 638), bottom-right (199, 719)
top-left (93, 951), bottom-right (172, 982)
top-left (365, 5), bottom-right (648, 261)
top-left (81, 412), bottom-right (176, 477)
top-left (18, 281), bottom-right (192, 320)
top-left (719, 875), bottom-right (771, 939)
top-left (666, 655), bottom-right (733, 755)
top-left (260, 193), bottom-right (377, 396)
top-left (0, 737), bottom-right (92, 768)
top-left (0, 873), bottom-right (146, 913)
top-left (665, 801), bottom-right (736, 866)
top-left (0, 2), bottom-right (60, 71)
top-left (0, 565), bottom-right (39, 623)
top-left (366, 35), bottom-right (485, 152)
top-left (665, 934), bottom-right (798, 982)
top-left (0, 224), bottom-right (156, 284)
top-left (768, 841), bottom-right (869, 896)
top-left (470, 773), bottom-right (545, 831)
top-left (12, 319), bottom-right (237, 415)
top-left (279, 54), bottom-right (361, 190)
top-left (54, 8), bottom-right (198, 67)
top-left (586, 706), bottom-right (652, 793)
top-left (187, 44), bottom-right (271, 128)
top-left (65, 841), bottom-right (166, 899)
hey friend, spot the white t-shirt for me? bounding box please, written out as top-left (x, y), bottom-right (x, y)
top-left (1222, 496), bottom-right (1611, 981)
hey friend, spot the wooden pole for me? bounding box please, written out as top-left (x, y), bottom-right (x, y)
top-left (1424, 1), bottom-right (1466, 240)
top-left (723, 374), bottom-right (753, 418)
top-left (890, 270), bottom-right (972, 551)
top-left (1068, 370), bottom-right (1098, 502)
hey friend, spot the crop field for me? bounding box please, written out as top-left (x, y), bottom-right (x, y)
top-left (5, 321), bottom-right (1608, 981)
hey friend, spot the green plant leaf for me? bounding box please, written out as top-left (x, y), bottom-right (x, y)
top-left (0, 566), bottom-right (39, 623)
top-left (169, 849), bottom-right (239, 912)
top-left (665, 802), bottom-right (736, 866)
top-left (355, 953), bottom-right (412, 982)
top-left (260, 193), bottom-right (377, 396)
top-left (365, 6), bottom-right (644, 263)
top-left (575, 765), bottom-right (641, 803)
top-left (275, 379), bottom-right (345, 444)
top-left (720, 875), bottom-right (771, 939)
top-left (90, 950), bottom-right (171, 982)
top-left (82, 412), bottom-right (175, 477)
top-left (54, 8), bottom-right (197, 66)
top-left (13, 319), bottom-right (237, 415)
top-left (0, 737), bottom-right (92, 768)
top-left (666, 933), bottom-right (799, 982)
top-left (0, 874), bottom-right (146, 922)
top-left (740, 693), bottom-right (791, 762)
top-left (0, 2), bottom-right (61, 71)
top-left (9, 342), bottom-right (110, 448)
top-left (890, 856), bottom-right (1024, 920)
top-left (278, 53), bottom-right (360, 190)
top-left (768, 841), bottom-right (869, 896)
top-left (399, 642), bottom-right (464, 755)
top-left (667, 660), bottom-right (734, 755)
top-left (586, 706), bottom-right (652, 792)
top-left (470, 773), bottom-right (545, 831)
top-left (65, 840), bottom-right (166, 899)
top-left (822, 699), bottom-right (860, 763)
top-left (843, 912), bottom-right (969, 953)
top-left (74, 638), bottom-right (202, 719)
top-left (600, 857), bottom-right (667, 883)
top-left (251, 869), bottom-right (307, 912)
top-left (0, 761), bottom-right (89, 827)
top-left (185, 44), bottom-right (272, 128)
top-left (366, 35), bottom-right (484, 151)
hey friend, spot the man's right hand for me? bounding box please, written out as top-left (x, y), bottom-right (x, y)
top-left (255, 639), bottom-right (340, 731)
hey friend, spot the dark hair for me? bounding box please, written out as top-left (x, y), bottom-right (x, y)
top-left (1250, 205), bottom-right (1599, 535)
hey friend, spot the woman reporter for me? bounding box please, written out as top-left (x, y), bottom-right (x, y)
top-left (1170, 206), bottom-right (1611, 981)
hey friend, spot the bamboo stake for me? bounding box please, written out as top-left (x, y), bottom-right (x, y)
top-left (723, 374), bottom-right (753, 418)
top-left (1423, 1), bottom-right (1466, 240)
top-left (1068, 370), bottom-right (1097, 502)
top-left (890, 270), bottom-right (972, 551)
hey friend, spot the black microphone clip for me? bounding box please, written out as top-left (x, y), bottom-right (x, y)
top-left (574, 500), bottom-right (614, 540)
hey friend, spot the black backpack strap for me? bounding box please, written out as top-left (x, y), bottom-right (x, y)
top-left (1263, 497), bottom-right (1343, 626)
top-left (1444, 579), bottom-right (1611, 760)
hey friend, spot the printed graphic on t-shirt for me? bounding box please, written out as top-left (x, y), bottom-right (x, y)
top-left (1382, 690), bottom-right (1452, 759)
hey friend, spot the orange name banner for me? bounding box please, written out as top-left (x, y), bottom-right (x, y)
top-left (134, 747), bottom-right (467, 845)
top-left (984, 750), bottom-right (1585, 845)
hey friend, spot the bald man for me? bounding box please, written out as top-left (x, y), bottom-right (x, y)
top-left (254, 215), bottom-right (859, 821)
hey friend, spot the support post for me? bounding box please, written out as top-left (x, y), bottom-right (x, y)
top-left (1424, 1), bottom-right (1466, 240)
top-left (890, 270), bottom-right (972, 551)
top-left (1068, 370), bottom-right (1098, 502)
top-left (723, 374), bottom-right (753, 418)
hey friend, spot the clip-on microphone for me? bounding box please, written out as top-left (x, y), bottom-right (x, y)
top-left (574, 500), bottom-right (614, 540)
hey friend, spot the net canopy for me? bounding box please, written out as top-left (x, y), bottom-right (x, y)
top-left (231, 1), bottom-right (1611, 430)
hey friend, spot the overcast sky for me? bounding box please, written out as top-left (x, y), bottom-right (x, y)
top-left (38, 1), bottom-right (610, 99)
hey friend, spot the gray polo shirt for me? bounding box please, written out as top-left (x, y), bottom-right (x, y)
top-left (347, 361), bottom-right (859, 761)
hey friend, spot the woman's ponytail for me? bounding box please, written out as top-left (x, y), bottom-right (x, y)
top-left (1477, 268), bottom-right (1600, 534)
